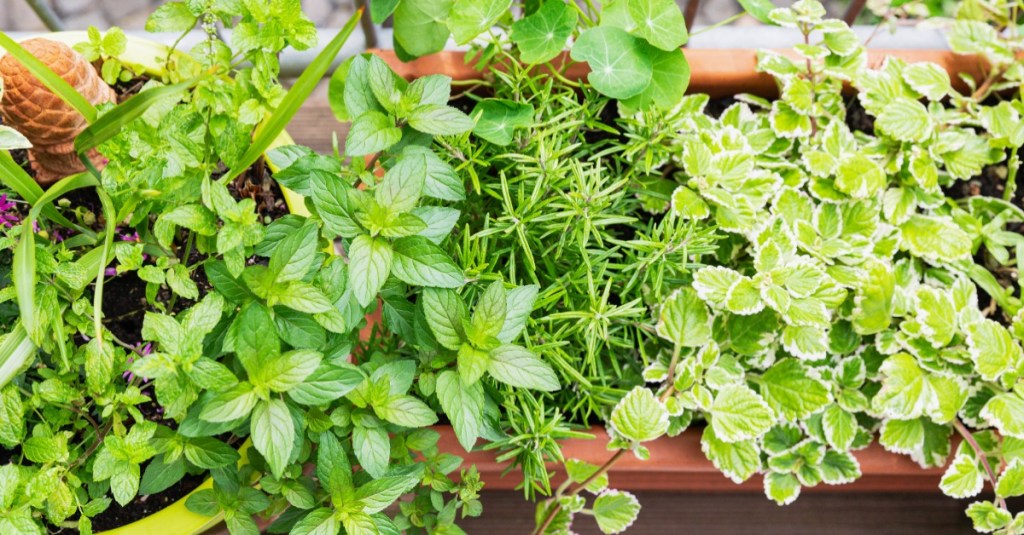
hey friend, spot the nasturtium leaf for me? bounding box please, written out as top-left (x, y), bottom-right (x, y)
top-left (940, 453), bottom-right (984, 498)
top-left (996, 459), bottom-right (1024, 498)
top-left (902, 63), bottom-right (952, 101)
top-left (738, 0), bottom-right (777, 24)
top-left (981, 393), bottom-right (1024, 439)
top-left (510, 0), bottom-right (577, 64)
top-left (966, 501), bottom-right (1012, 532)
top-left (835, 154), bottom-right (885, 199)
top-left (570, 27), bottom-right (653, 100)
top-left (487, 345), bottom-right (559, 391)
top-left (625, 0), bottom-right (688, 51)
top-left (370, 0), bottom-right (400, 23)
top-left (820, 450), bottom-right (861, 485)
top-left (876, 98), bottom-right (933, 142)
top-left (656, 288), bottom-right (711, 348)
top-left (610, 387), bottom-right (669, 444)
top-left (346, 111), bottom-right (401, 157)
top-left (899, 215), bottom-right (972, 263)
top-left (700, 425), bottom-right (761, 483)
top-left (710, 385), bottom-right (775, 443)
top-left (621, 46), bottom-right (690, 110)
top-left (471, 99), bottom-right (535, 146)
top-left (760, 359), bottom-right (831, 421)
top-left (764, 471), bottom-right (801, 505)
top-left (592, 490), bottom-right (641, 534)
top-left (966, 319), bottom-right (1022, 382)
top-left (391, 236), bottom-right (464, 288)
top-left (393, 0), bottom-right (453, 59)
top-left (349, 235), bottom-right (392, 308)
top-left (448, 0), bottom-right (512, 45)
top-left (252, 399), bottom-right (294, 479)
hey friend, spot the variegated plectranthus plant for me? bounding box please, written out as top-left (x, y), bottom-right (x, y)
top-left (582, 1), bottom-right (1024, 533)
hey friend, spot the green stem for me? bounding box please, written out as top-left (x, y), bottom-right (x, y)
top-left (953, 418), bottom-right (1008, 511)
top-left (690, 12), bottom-right (744, 37)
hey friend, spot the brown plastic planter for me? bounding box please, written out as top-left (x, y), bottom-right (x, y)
top-left (360, 47), bottom-right (988, 495)
top-left (435, 425), bottom-right (951, 493)
top-left (370, 48), bottom-right (990, 98)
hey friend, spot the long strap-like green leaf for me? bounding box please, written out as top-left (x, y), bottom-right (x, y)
top-left (223, 8), bottom-right (364, 182)
top-left (0, 322), bottom-right (35, 389)
top-left (14, 172), bottom-right (98, 338)
top-left (74, 77), bottom-right (203, 154)
top-left (0, 31), bottom-right (97, 123)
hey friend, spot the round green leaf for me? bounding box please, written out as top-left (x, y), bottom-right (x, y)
top-left (570, 27), bottom-right (653, 100)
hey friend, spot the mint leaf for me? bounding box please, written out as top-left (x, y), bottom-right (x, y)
top-left (408, 104), bottom-right (475, 136)
top-left (422, 288), bottom-right (468, 350)
top-left (436, 370), bottom-right (484, 450)
top-left (391, 236), bottom-right (463, 288)
top-left (349, 235), bottom-right (393, 307)
top-left (252, 399), bottom-right (295, 479)
top-left (376, 395), bottom-right (438, 428)
top-left (377, 153), bottom-right (427, 214)
top-left (981, 393), bottom-right (1024, 439)
top-left (346, 111), bottom-right (401, 157)
top-left (487, 344), bottom-right (559, 391)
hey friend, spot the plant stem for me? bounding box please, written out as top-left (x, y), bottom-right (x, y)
top-left (533, 449), bottom-right (628, 535)
top-left (533, 344), bottom-right (681, 535)
top-left (691, 13), bottom-right (745, 37)
top-left (843, 0), bottom-right (868, 25)
top-left (684, 0), bottom-right (701, 36)
top-left (24, 0), bottom-right (65, 31)
top-left (972, 63), bottom-right (1011, 102)
top-left (953, 418), bottom-right (1008, 511)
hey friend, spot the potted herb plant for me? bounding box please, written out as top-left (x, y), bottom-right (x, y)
top-left (0, 2), bottom-right (364, 532)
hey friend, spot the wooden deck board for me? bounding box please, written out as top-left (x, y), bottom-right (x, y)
top-left (461, 491), bottom-right (984, 534)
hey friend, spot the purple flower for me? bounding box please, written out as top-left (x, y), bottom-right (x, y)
top-left (122, 343), bottom-right (153, 382)
top-left (119, 232), bottom-right (140, 242)
top-left (0, 195), bottom-right (18, 228)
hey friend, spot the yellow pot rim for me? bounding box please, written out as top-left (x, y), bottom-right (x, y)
top-left (27, 31), bottom-right (304, 535)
